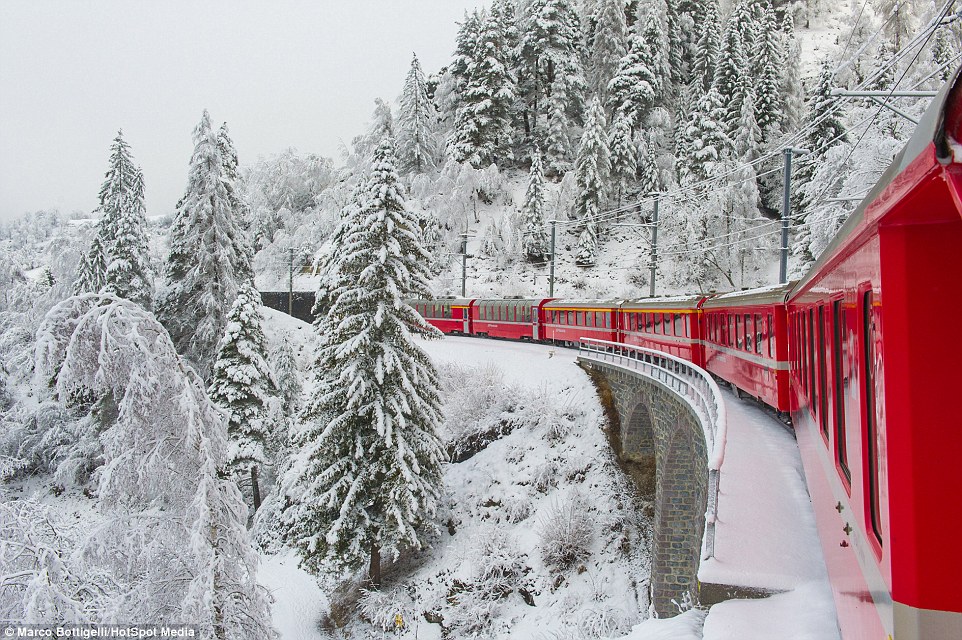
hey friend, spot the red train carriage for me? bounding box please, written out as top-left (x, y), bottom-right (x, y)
top-left (541, 300), bottom-right (619, 346)
top-left (618, 296), bottom-right (707, 366)
top-left (701, 285), bottom-right (792, 412)
top-left (787, 70), bottom-right (962, 639)
top-left (409, 298), bottom-right (474, 334)
top-left (470, 298), bottom-right (552, 340)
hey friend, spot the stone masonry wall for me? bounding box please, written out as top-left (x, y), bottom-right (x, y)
top-left (580, 360), bottom-right (708, 617)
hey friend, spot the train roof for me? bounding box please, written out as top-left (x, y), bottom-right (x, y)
top-left (702, 283), bottom-right (795, 309)
top-left (473, 297), bottom-right (552, 305)
top-left (543, 299), bottom-right (622, 309)
top-left (790, 65), bottom-right (962, 298)
top-left (409, 298), bottom-right (474, 306)
top-left (620, 294), bottom-right (705, 310)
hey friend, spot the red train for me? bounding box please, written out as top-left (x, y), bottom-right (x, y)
top-left (405, 71), bottom-right (962, 638)
top-left (266, 68), bottom-right (962, 639)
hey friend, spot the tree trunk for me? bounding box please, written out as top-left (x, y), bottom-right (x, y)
top-left (251, 466), bottom-right (261, 512)
top-left (369, 540), bottom-right (381, 589)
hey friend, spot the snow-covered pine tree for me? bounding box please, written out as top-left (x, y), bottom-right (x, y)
top-left (286, 140), bottom-right (445, 587)
top-left (450, 10), bottom-right (515, 167)
top-left (607, 30), bottom-right (660, 130)
top-left (94, 131), bottom-right (153, 308)
top-left (752, 3), bottom-right (783, 140)
top-left (733, 87), bottom-right (762, 163)
top-left (803, 60), bottom-right (849, 171)
top-left (451, 11), bottom-right (484, 102)
top-left (931, 24), bottom-right (956, 82)
top-left (518, 0), bottom-right (587, 129)
top-left (609, 110), bottom-right (637, 207)
top-left (397, 54), bottom-right (440, 174)
top-left (679, 86), bottom-right (731, 185)
top-left (692, 0), bottom-right (722, 93)
top-left (271, 333), bottom-right (301, 416)
top-left (160, 110), bottom-right (254, 379)
top-left (35, 294), bottom-right (275, 638)
top-left (521, 150), bottom-right (551, 262)
top-left (353, 98), bottom-right (396, 162)
top-left (72, 227), bottom-right (108, 296)
top-left (72, 250), bottom-right (96, 296)
top-left (218, 123), bottom-right (250, 229)
top-left (208, 281), bottom-right (276, 511)
top-left (544, 74), bottom-right (575, 176)
top-left (588, 0), bottom-right (628, 100)
top-left (575, 98), bottom-right (610, 266)
top-left (715, 15), bottom-right (750, 143)
top-left (779, 12), bottom-right (805, 133)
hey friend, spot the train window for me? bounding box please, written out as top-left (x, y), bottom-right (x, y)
top-left (735, 315), bottom-right (742, 349)
top-left (743, 315), bottom-right (752, 352)
top-left (862, 290), bottom-right (882, 545)
top-left (728, 315), bottom-right (734, 346)
top-left (665, 314), bottom-right (673, 336)
top-left (605, 312), bottom-right (611, 328)
top-left (833, 300), bottom-right (851, 483)
top-left (675, 314), bottom-right (685, 337)
top-left (567, 311), bottom-right (573, 325)
top-left (755, 314), bottom-right (764, 354)
top-left (808, 309), bottom-right (817, 411)
top-left (818, 305), bottom-right (829, 440)
top-left (768, 313), bottom-right (775, 358)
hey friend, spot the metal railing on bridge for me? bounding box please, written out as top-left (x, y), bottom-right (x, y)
top-left (577, 338), bottom-right (728, 560)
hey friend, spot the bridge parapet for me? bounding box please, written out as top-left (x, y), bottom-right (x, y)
top-left (577, 338), bottom-right (728, 615)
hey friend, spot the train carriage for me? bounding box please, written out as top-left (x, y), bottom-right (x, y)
top-left (409, 298), bottom-right (474, 334)
top-left (786, 69), bottom-right (962, 639)
top-left (470, 298), bottom-right (552, 340)
top-left (618, 296), bottom-right (707, 366)
top-left (701, 284), bottom-right (792, 412)
top-left (541, 299), bottom-right (619, 346)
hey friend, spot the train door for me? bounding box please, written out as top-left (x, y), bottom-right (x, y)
top-left (532, 305), bottom-right (540, 340)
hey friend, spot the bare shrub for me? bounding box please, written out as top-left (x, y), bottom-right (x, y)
top-left (538, 496), bottom-right (593, 572)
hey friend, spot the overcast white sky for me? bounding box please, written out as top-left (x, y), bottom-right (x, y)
top-left (0, 0), bottom-right (488, 221)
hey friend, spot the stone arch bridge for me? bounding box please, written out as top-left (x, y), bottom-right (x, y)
top-left (577, 339), bottom-right (726, 617)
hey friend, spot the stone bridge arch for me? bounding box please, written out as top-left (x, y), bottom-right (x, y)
top-left (581, 361), bottom-right (709, 617)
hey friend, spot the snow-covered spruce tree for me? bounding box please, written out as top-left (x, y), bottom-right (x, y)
top-left (607, 30), bottom-right (660, 130)
top-left (450, 10), bottom-right (515, 168)
top-left (94, 131), bottom-right (153, 307)
top-left (752, 3), bottom-right (783, 140)
top-left (779, 12), bottom-right (805, 133)
top-left (588, 0), bottom-right (628, 100)
top-left (796, 59), bottom-right (850, 206)
top-left (521, 151), bottom-right (551, 262)
top-left (609, 110), bottom-right (637, 207)
top-left (715, 16), bottom-right (750, 143)
top-left (679, 86), bottom-right (730, 186)
top-left (160, 110), bottom-right (254, 379)
top-left (218, 123), bottom-right (250, 229)
top-left (543, 75), bottom-right (575, 177)
top-left (208, 281), bottom-right (276, 512)
top-left (517, 0), bottom-right (587, 128)
top-left (635, 129), bottom-right (658, 197)
top-left (575, 98), bottom-right (610, 266)
top-left (72, 232), bottom-right (108, 296)
top-left (34, 294), bottom-right (275, 638)
top-left (271, 332), bottom-right (301, 416)
top-left (353, 98), bottom-right (396, 163)
top-left (692, 0), bottom-right (722, 94)
top-left (734, 87), bottom-right (762, 163)
top-left (286, 140), bottom-right (445, 587)
top-left (397, 53), bottom-right (440, 174)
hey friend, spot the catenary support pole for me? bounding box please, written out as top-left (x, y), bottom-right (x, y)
top-left (549, 220), bottom-right (557, 297)
top-left (649, 195), bottom-right (659, 297)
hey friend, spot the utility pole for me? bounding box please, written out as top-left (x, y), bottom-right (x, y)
top-left (548, 220), bottom-right (557, 297)
top-left (649, 195), bottom-right (659, 298)
top-left (781, 147), bottom-right (809, 284)
top-left (288, 248), bottom-right (294, 316)
top-left (459, 232), bottom-right (469, 297)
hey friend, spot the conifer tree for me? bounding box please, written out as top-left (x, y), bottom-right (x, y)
top-left (218, 123), bottom-right (249, 228)
top-left (734, 87), bottom-right (762, 163)
top-left (287, 140), bottom-right (445, 587)
top-left (807, 60), bottom-right (849, 158)
top-left (692, 0), bottom-right (722, 93)
top-left (931, 26), bottom-right (956, 82)
top-left (73, 251), bottom-right (95, 296)
top-left (209, 281), bottom-right (276, 512)
top-left (160, 110), bottom-right (254, 379)
top-left (609, 110), bottom-right (638, 207)
top-left (397, 54), bottom-right (440, 174)
top-left (679, 86), bottom-right (731, 185)
top-left (753, 4), bottom-right (783, 139)
top-left (588, 0), bottom-right (629, 100)
top-left (544, 75), bottom-right (575, 176)
top-left (635, 130), bottom-right (658, 196)
top-left (779, 12), bottom-right (805, 132)
top-left (715, 18), bottom-right (750, 142)
top-left (575, 98), bottom-right (610, 266)
top-left (518, 0), bottom-right (587, 128)
top-left (95, 131), bottom-right (153, 308)
top-left (607, 32), bottom-right (660, 129)
top-left (271, 333), bottom-right (301, 416)
top-left (450, 11), bottom-right (515, 167)
top-left (521, 151), bottom-right (550, 262)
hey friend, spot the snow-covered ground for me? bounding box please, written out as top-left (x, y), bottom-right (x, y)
top-left (257, 313), bottom-right (839, 640)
